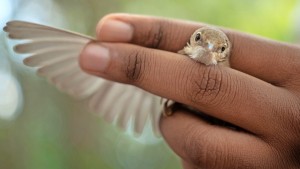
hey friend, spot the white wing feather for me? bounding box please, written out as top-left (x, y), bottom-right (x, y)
top-left (3, 21), bottom-right (161, 136)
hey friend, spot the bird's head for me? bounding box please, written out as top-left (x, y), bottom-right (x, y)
top-left (190, 27), bottom-right (231, 63)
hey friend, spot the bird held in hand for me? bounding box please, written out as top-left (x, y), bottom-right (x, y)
top-left (3, 21), bottom-right (231, 136)
top-left (163, 26), bottom-right (231, 116)
top-left (178, 26), bottom-right (231, 66)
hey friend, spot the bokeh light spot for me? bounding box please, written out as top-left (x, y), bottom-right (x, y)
top-left (0, 0), bottom-right (13, 28)
top-left (0, 73), bottom-right (23, 120)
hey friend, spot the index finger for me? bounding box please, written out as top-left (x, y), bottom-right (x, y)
top-left (79, 41), bottom-right (289, 137)
top-left (96, 13), bottom-right (300, 85)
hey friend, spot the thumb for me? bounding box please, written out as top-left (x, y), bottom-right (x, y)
top-left (79, 42), bottom-right (190, 99)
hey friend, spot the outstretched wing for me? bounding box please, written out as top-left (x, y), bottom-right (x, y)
top-left (3, 21), bottom-right (161, 136)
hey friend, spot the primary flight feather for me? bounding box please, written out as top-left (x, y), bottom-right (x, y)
top-left (3, 21), bottom-right (162, 136)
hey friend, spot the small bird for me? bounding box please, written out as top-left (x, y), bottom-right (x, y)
top-left (164, 26), bottom-right (231, 115)
top-left (179, 26), bottom-right (231, 66)
top-left (3, 21), bottom-right (231, 136)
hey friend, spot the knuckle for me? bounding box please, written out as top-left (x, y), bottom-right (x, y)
top-left (183, 126), bottom-right (220, 168)
top-left (135, 20), bottom-right (164, 48)
top-left (183, 128), bottom-right (209, 167)
top-left (187, 66), bottom-right (226, 106)
top-left (123, 49), bottom-right (149, 83)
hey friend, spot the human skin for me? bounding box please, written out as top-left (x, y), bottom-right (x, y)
top-left (79, 13), bottom-right (300, 168)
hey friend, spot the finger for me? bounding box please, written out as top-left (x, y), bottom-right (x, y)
top-left (96, 13), bottom-right (300, 86)
top-left (160, 111), bottom-right (281, 169)
top-left (79, 42), bottom-right (292, 136)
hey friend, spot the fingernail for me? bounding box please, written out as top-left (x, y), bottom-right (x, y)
top-left (81, 44), bottom-right (110, 72)
top-left (98, 19), bottom-right (133, 42)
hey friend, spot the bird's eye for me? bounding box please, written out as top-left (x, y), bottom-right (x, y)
top-left (195, 33), bottom-right (201, 41)
top-left (221, 46), bottom-right (226, 52)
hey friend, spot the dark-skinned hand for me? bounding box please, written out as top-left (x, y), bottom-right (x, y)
top-left (79, 14), bottom-right (300, 169)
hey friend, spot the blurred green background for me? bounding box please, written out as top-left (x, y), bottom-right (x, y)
top-left (0, 0), bottom-right (300, 169)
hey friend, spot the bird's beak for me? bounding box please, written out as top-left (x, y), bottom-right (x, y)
top-left (207, 42), bottom-right (214, 51)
